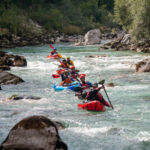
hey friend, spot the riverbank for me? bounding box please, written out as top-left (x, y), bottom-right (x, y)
top-left (0, 32), bottom-right (84, 49)
top-left (0, 29), bottom-right (117, 49)
top-left (100, 33), bottom-right (150, 53)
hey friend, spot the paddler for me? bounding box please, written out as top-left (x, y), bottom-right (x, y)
top-left (51, 48), bottom-right (58, 55)
top-left (59, 59), bottom-right (70, 69)
top-left (69, 66), bottom-right (79, 80)
top-left (60, 71), bottom-right (75, 86)
top-left (79, 74), bottom-right (92, 90)
top-left (66, 56), bottom-right (74, 66)
top-left (85, 83), bottom-right (112, 107)
top-left (74, 74), bottom-right (92, 99)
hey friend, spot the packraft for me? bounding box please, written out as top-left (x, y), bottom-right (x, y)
top-left (78, 100), bottom-right (104, 111)
top-left (53, 82), bottom-right (81, 91)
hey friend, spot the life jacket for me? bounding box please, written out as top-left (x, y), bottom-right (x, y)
top-left (71, 72), bottom-right (78, 79)
top-left (64, 77), bottom-right (72, 84)
top-left (60, 63), bottom-right (69, 68)
top-left (67, 60), bottom-right (74, 66)
top-left (81, 81), bottom-right (89, 89)
top-left (86, 89), bottom-right (99, 100)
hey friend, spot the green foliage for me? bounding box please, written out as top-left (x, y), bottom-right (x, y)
top-left (129, 0), bottom-right (150, 41)
top-left (0, 0), bottom-right (115, 36)
top-left (0, 6), bottom-right (22, 34)
top-left (30, 8), bottom-right (64, 32)
top-left (114, 0), bottom-right (150, 41)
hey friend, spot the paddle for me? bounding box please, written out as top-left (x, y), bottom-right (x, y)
top-left (52, 74), bottom-right (60, 78)
top-left (99, 80), bottom-right (114, 109)
top-left (50, 44), bottom-right (54, 49)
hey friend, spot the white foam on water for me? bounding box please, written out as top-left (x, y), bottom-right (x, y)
top-left (68, 126), bottom-right (111, 137)
top-left (113, 85), bottom-right (149, 91)
top-left (27, 61), bottom-right (58, 71)
top-left (104, 63), bottom-right (130, 70)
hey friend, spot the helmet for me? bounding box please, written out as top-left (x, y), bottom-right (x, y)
top-left (62, 59), bottom-right (66, 62)
top-left (79, 74), bottom-right (86, 79)
top-left (71, 66), bottom-right (75, 69)
top-left (54, 48), bottom-right (57, 50)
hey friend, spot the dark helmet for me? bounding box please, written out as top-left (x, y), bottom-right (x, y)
top-left (54, 48), bottom-right (57, 50)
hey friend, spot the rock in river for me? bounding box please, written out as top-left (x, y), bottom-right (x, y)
top-left (0, 115), bottom-right (68, 150)
top-left (0, 70), bottom-right (24, 85)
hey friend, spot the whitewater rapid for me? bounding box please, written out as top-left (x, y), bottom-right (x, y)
top-left (0, 43), bottom-right (150, 150)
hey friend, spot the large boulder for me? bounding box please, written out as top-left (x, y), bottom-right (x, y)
top-left (0, 52), bottom-right (27, 70)
top-left (0, 70), bottom-right (24, 85)
top-left (120, 34), bottom-right (131, 45)
top-left (12, 55), bottom-right (27, 67)
top-left (84, 29), bottom-right (101, 45)
top-left (0, 116), bottom-right (68, 150)
top-left (135, 59), bottom-right (150, 72)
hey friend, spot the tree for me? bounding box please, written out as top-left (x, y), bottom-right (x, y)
top-left (114, 0), bottom-right (150, 41)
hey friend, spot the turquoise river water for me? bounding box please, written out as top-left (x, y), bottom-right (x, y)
top-left (0, 42), bottom-right (150, 150)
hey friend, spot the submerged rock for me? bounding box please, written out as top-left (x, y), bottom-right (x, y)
top-left (135, 59), bottom-right (150, 72)
top-left (0, 116), bottom-right (68, 150)
top-left (106, 83), bottom-right (115, 87)
top-left (86, 54), bottom-right (107, 58)
top-left (8, 95), bottom-right (41, 100)
top-left (0, 70), bottom-right (24, 85)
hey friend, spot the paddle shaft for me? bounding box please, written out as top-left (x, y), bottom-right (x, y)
top-left (103, 85), bottom-right (114, 109)
top-left (50, 44), bottom-right (54, 49)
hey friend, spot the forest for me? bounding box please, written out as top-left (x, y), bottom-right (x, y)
top-left (0, 0), bottom-right (150, 41)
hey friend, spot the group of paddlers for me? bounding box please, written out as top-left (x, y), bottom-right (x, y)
top-left (49, 45), bottom-right (113, 111)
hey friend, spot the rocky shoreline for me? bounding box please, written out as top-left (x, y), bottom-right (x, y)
top-left (0, 51), bottom-right (27, 89)
top-left (0, 28), bottom-right (117, 49)
top-left (99, 33), bottom-right (150, 53)
top-left (0, 32), bottom-right (84, 49)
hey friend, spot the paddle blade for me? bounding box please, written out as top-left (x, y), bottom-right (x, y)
top-left (57, 53), bottom-right (62, 58)
top-left (52, 74), bottom-right (60, 78)
top-left (56, 69), bottom-right (65, 74)
top-left (50, 44), bottom-right (54, 49)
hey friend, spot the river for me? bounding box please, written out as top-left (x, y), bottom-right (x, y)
top-left (0, 42), bottom-right (150, 150)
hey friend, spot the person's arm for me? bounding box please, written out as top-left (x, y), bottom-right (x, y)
top-left (102, 100), bottom-right (111, 107)
top-left (71, 77), bottom-right (75, 82)
top-left (60, 81), bottom-right (65, 86)
top-left (87, 82), bottom-right (92, 87)
top-left (86, 91), bottom-right (90, 100)
top-left (67, 63), bottom-right (70, 68)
